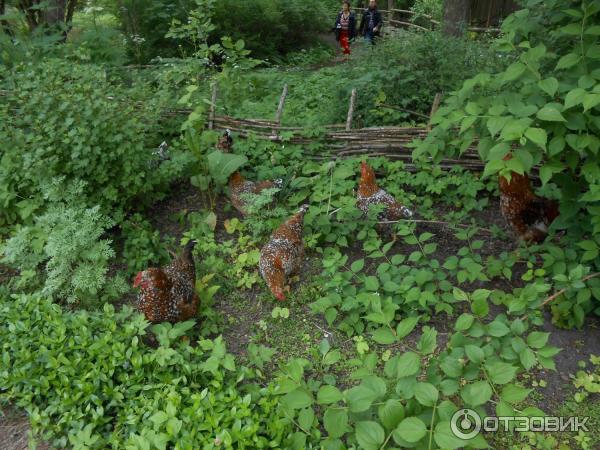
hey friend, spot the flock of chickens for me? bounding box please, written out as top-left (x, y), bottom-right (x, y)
top-left (133, 131), bottom-right (560, 324)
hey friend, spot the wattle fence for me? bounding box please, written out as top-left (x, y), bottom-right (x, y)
top-left (202, 84), bottom-right (487, 173)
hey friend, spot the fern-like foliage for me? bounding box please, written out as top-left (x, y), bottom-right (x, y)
top-left (2, 201), bottom-right (126, 304)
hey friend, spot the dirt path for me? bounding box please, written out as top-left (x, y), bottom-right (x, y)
top-left (0, 408), bottom-right (49, 450)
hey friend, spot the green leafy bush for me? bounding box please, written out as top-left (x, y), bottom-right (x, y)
top-left (0, 59), bottom-right (180, 227)
top-left (0, 294), bottom-right (298, 448)
top-left (414, 0), bottom-right (600, 326)
top-left (415, 0), bottom-right (600, 236)
top-left (214, 30), bottom-right (501, 127)
top-left (275, 292), bottom-right (560, 449)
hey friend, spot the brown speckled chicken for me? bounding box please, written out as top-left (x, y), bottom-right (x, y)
top-left (357, 161), bottom-right (413, 228)
top-left (259, 205), bottom-right (308, 301)
top-left (229, 172), bottom-right (283, 216)
top-left (499, 156), bottom-right (559, 243)
top-left (216, 129), bottom-right (283, 216)
top-left (133, 240), bottom-right (199, 323)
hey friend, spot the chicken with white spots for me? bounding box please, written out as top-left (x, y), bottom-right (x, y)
top-left (357, 161), bottom-right (413, 232)
top-left (259, 205), bottom-right (308, 301)
top-left (216, 129), bottom-right (283, 216)
top-left (133, 240), bottom-right (199, 323)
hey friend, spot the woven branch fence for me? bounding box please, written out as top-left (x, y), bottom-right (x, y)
top-left (204, 84), bottom-right (488, 173)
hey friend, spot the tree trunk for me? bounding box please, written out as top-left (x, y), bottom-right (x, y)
top-left (43, 0), bottom-right (66, 26)
top-left (0, 0), bottom-right (10, 36)
top-left (14, 0), bottom-right (76, 38)
top-left (387, 0), bottom-right (394, 18)
top-left (442, 0), bottom-right (470, 37)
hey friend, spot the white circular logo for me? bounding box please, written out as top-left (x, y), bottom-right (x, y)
top-left (450, 408), bottom-right (482, 440)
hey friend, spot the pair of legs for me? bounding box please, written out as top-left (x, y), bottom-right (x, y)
top-left (339, 30), bottom-right (351, 55)
top-left (364, 30), bottom-right (377, 45)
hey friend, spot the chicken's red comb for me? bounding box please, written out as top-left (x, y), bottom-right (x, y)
top-left (133, 272), bottom-right (143, 288)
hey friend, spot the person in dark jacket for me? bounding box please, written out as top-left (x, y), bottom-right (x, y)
top-left (359, 0), bottom-right (383, 44)
top-left (333, 1), bottom-right (357, 56)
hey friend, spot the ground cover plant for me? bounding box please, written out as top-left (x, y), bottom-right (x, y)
top-left (2, 0), bottom-right (600, 449)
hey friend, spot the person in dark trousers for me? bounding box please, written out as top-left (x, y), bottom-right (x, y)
top-left (333, 1), bottom-right (357, 56)
top-left (359, 0), bottom-right (382, 44)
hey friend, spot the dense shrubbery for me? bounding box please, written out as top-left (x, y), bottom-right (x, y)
top-left (415, 0), bottom-right (600, 327)
top-left (113, 0), bottom-right (334, 62)
top-left (0, 294), bottom-right (296, 449)
top-left (213, 31), bottom-right (502, 127)
top-left (0, 59), bottom-right (189, 228)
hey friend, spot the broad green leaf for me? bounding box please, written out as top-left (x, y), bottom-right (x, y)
top-left (502, 62), bottom-right (526, 83)
top-left (378, 399), bottom-right (405, 430)
top-left (537, 106), bottom-right (566, 122)
top-left (417, 326), bottom-right (437, 355)
top-left (538, 77), bottom-right (559, 96)
top-left (486, 362), bottom-right (518, 385)
top-left (414, 382), bottom-right (439, 407)
top-left (434, 421), bottom-right (467, 449)
top-left (324, 408), bottom-right (348, 438)
top-left (455, 313), bottom-right (474, 331)
top-left (394, 417), bottom-right (427, 444)
top-left (556, 53), bottom-right (581, 70)
top-left (283, 388), bottom-right (313, 410)
top-left (583, 93), bottom-right (600, 111)
top-left (465, 345), bottom-right (485, 364)
top-left (565, 88), bottom-right (587, 109)
top-left (372, 327), bottom-right (397, 345)
top-left (346, 385), bottom-right (377, 413)
top-left (526, 332), bottom-right (550, 349)
top-left (520, 348), bottom-right (537, 370)
top-left (487, 320), bottom-right (510, 337)
top-left (396, 316), bottom-right (420, 339)
top-left (364, 276), bottom-right (379, 291)
top-left (355, 421), bottom-right (385, 450)
top-left (207, 151), bottom-right (248, 185)
top-left (524, 127), bottom-right (548, 149)
top-left (395, 352), bottom-right (421, 378)
top-left (351, 259), bottom-right (365, 272)
top-left (317, 385), bottom-right (343, 405)
top-left (461, 380), bottom-right (492, 406)
top-left (298, 407), bottom-right (314, 430)
top-left (500, 384), bottom-right (532, 404)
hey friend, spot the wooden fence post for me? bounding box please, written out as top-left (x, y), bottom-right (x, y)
top-left (428, 93), bottom-right (442, 130)
top-left (275, 83), bottom-right (289, 125)
top-left (273, 83), bottom-right (288, 137)
top-left (208, 83), bottom-right (218, 130)
top-left (346, 89), bottom-right (357, 131)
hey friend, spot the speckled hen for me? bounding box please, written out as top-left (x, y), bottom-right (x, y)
top-left (499, 155), bottom-right (559, 243)
top-left (133, 240), bottom-right (199, 323)
top-left (259, 205), bottom-right (308, 301)
top-left (229, 172), bottom-right (283, 216)
top-left (215, 129), bottom-right (283, 216)
top-left (357, 161), bottom-right (413, 231)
